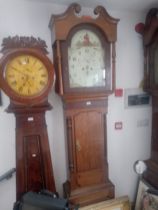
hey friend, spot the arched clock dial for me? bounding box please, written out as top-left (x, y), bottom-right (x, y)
top-left (68, 29), bottom-right (106, 88)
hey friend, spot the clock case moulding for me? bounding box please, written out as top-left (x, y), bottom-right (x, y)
top-left (49, 3), bottom-right (119, 207)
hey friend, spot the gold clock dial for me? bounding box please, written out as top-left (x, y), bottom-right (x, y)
top-left (5, 55), bottom-right (48, 96)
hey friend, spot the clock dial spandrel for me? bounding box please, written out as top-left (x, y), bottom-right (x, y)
top-left (68, 29), bottom-right (106, 88)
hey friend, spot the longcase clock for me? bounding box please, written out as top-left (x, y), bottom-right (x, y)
top-left (49, 4), bottom-right (119, 206)
top-left (142, 8), bottom-right (158, 188)
top-left (0, 36), bottom-right (56, 200)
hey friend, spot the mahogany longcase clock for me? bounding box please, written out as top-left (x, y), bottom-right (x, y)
top-left (0, 36), bottom-right (56, 200)
top-left (142, 8), bottom-right (158, 188)
top-left (49, 4), bottom-right (119, 206)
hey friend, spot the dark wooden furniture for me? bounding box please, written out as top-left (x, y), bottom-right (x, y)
top-left (142, 8), bottom-right (158, 188)
top-left (49, 4), bottom-right (119, 206)
top-left (0, 36), bottom-right (56, 200)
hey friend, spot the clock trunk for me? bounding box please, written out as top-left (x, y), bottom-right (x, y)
top-left (63, 99), bottom-right (114, 206)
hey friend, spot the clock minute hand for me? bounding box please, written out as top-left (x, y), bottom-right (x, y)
top-left (11, 66), bottom-right (26, 76)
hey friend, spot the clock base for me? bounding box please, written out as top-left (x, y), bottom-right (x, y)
top-left (64, 180), bottom-right (114, 207)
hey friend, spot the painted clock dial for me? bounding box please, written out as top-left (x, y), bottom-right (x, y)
top-left (68, 29), bottom-right (106, 88)
top-left (5, 54), bottom-right (48, 96)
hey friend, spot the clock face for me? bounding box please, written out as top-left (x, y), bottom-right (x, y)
top-left (68, 29), bottom-right (106, 88)
top-left (5, 54), bottom-right (48, 96)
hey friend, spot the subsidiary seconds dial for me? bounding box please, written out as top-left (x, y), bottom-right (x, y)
top-left (5, 54), bottom-right (48, 96)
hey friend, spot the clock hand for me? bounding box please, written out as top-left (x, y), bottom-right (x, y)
top-left (21, 75), bottom-right (29, 87)
top-left (11, 66), bottom-right (33, 79)
top-left (27, 80), bottom-right (33, 87)
top-left (25, 68), bottom-right (32, 72)
top-left (11, 66), bottom-right (26, 76)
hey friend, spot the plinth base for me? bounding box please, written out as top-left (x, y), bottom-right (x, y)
top-left (65, 180), bottom-right (114, 207)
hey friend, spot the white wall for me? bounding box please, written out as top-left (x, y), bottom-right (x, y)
top-left (107, 10), bottom-right (152, 199)
top-left (0, 1), bottom-right (151, 210)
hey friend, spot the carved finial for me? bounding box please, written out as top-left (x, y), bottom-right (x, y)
top-left (1, 36), bottom-right (49, 54)
top-left (94, 5), bottom-right (107, 16)
top-left (69, 3), bottom-right (81, 14)
top-left (94, 5), bottom-right (119, 24)
top-left (51, 3), bottom-right (81, 20)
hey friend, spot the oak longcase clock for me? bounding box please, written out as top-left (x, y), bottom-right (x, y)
top-left (49, 4), bottom-right (119, 206)
top-left (0, 36), bottom-right (56, 200)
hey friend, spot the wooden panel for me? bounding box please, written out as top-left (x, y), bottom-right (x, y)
top-left (74, 111), bottom-right (105, 172)
top-left (69, 182), bottom-right (114, 207)
top-left (77, 169), bottom-right (105, 186)
top-left (15, 111), bottom-right (56, 200)
top-left (24, 135), bottom-right (45, 192)
top-left (66, 117), bottom-right (75, 172)
top-left (64, 99), bottom-right (108, 110)
top-left (151, 112), bottom-right (158, 162)
top-left (66, 109), bottom-right (108, 189)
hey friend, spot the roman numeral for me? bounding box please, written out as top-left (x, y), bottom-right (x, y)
top-left (40, 81), bottom-right (46, 86)
top-left (24, 57), bottom-right (29, 64)
top-left (38, 67), bottom-right (44, 71)
top-left (17, 60), bottom-right (22, 65)
top-left (11, 81), bottom-right (17, 86)
top-left (18, 86), bottom-right (23, 93)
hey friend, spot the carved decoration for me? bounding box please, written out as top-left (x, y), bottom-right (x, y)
top-left (52, 3), bottom-right (81, 19)
top-left (94, 6), bottom-right (118, 23)
top-left (49, 3), bottom-right (119, 42)
top-left (1, 36), bottom-right (48, 54)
